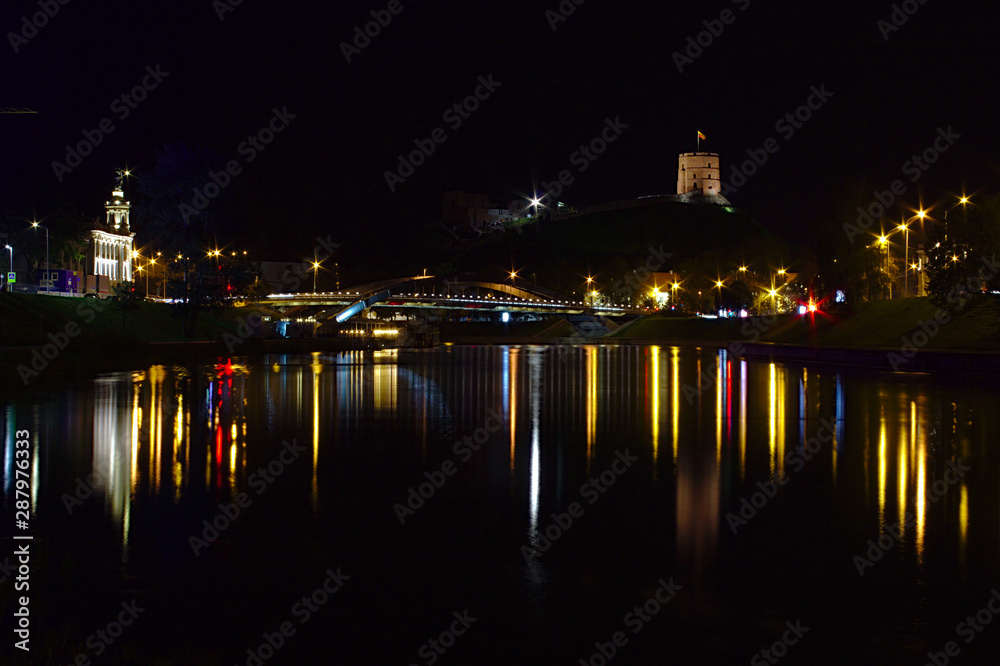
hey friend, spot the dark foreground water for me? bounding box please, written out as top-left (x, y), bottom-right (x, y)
top-left (2, 345), bottom-right (999, 664)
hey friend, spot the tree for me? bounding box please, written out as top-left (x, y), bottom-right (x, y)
top-left (924, 196), bottom-right (1000, 310)
top-left (1, 196), bottom-right (92, 279)
top-left (112, 281), bottom-right (144, 329)
top-left (812, 177), bottom-right (896, 303)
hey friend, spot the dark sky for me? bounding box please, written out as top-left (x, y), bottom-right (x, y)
top-left (1, 0), bottom-right (997, 258)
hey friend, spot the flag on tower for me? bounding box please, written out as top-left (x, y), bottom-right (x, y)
top-left (697, 131), bottom-right (707, 141)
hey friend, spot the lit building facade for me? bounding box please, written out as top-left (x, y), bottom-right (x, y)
top-left (88, 173), bottom-right (135, 284)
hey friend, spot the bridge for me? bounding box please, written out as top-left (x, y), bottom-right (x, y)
top-left (255, 275), bottom-right (646, 326)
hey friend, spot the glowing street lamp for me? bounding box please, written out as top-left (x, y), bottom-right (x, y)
top-left (312, 260), bottom-right (321, 293)
top-left (4, 244), bottom-right (12, 289)
top-left (768, 288), bottom-right (779, 314)
top-left (944, 196), bottom-right (970, 241)
top-left (147, 257), bottom-right (157, 295)
top-left (31, 221), bottom-right (49, 295)
top-left (530, 197), bottom-right (542, 218)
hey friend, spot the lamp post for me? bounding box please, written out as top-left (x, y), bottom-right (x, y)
top-left (4, 244), bottom-right (12, 289)
top-left (876, 235), bottom-right (891, 299)
top-left (898, 210), bottom-right (924, 298)
top-left (944, 196), bottom-right (969, 242)
top-left (31, 221), bottom-right (49, 295)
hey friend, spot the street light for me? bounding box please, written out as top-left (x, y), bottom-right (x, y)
top-left (874, 234), bottom-right (892, 299)
top-left (529, 196), bottom-right (542, 218)
top-left (312, 260), bottom-right (321, 292)
top-left (4, 244), bottom-right (12, 290)
top-left (944, 196), bottom-right (970, 241)
top-left (31, 221), bottom-right (49, 295)
top-left (894, 210), bottom-right (925, 298)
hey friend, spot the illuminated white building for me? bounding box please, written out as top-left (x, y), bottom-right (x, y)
top-left (88, 171), bottom-right (135, 283)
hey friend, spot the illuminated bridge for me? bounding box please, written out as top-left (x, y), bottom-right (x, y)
top-left (255, 276), bottom-right (645, 324)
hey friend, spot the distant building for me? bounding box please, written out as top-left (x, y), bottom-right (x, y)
top-left (443, 191), bottom-right (529, 231)
top-left (677, 152), bottom-right (722, 197)
top-left (87, 171), bottom-right (135, 288)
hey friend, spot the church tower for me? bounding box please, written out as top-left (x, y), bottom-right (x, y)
top-left (88, 169), bottom-right (135, 285)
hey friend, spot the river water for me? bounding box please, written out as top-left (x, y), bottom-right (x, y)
top-left (2, 345), bottom-right (999, 664)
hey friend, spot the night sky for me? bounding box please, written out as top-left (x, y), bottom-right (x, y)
top-left (1, 0), bottom-right (997, 258)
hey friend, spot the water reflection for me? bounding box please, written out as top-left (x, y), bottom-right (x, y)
top-left (1, 345), bottom-right (996, 596)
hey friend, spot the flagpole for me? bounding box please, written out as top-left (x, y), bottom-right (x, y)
top-left (697, 130), bottom-right (700, 151)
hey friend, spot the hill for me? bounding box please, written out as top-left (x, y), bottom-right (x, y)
top-left (380, 198), bottom-right (799, 296)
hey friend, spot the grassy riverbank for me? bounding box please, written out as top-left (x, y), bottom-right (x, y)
top-left (0, 293), bottom-right (356, 393)
top-left (0, 292), bottom-right (253, 347)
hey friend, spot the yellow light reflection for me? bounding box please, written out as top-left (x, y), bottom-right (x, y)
top-left (671, 348), bottom-right (680, 463)
top-left (312, 353), bottom-right (322, 512)
top-left (878, 416), bottom-right (886, 530)
top-left (372, 359), bottom-right (398, 416)
top-left (916, 440), bottom-right (926, 563)
top-left (959, 484), bottom-right (968, 566)
top-left (229, 443), bottom-right (237, 486)
top-left (651, 346), bottom-right (660, 477)
top-left (898, 430), bottom-right (907, 538)
top-left (150, 365), bottom-right (165, 494)
top-left (131, 386), bottom-right (140, 494)
top-left (174, 393), bottom-right (184, 500)
top-left (586, 346), bottom-right (597, 475)
top-left (769, 364), bottom-right (776, 474)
